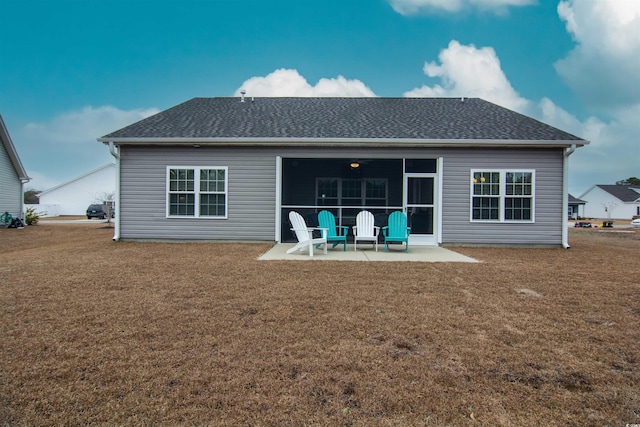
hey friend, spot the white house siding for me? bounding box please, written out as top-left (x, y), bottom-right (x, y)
top-left (580, 186), bottom-right (640, 219)
top-left (38, 164), bottom-right (116, 216)
top-left (119, 145), bottom-right (566, 246)
top-left (0, 138), bottom-right (22, 217)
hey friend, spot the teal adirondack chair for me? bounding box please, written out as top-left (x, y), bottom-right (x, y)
top-left (316, 210), bottom-right (348, 251)
top-left (382, 211), bottom-right (411, 252)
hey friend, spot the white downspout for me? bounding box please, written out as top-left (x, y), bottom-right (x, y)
top-left (437, 157), bottom-right (444, 245)
top-left (108, 141), bottom-right (121, 241)
top-left (562, 144), bottom-right (577, 248)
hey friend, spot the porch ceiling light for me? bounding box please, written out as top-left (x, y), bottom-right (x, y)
top-left (350, 162), bottom-right (360, 169)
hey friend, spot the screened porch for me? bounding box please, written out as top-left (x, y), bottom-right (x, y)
top-left (279, 158), bottom-right (437, 244)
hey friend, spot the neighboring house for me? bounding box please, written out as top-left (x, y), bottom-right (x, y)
top-left (0, 114), bottom-right (30, 218)
top-left (579, 185), bottom-right (640, 219)
top-left (568, 194), bottom-right (586, 219)
top-left (98, 97), bottom-right (588, 247)
top-left (37, 163), bottom-right (116, 216)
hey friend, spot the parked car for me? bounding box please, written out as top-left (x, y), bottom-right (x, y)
top-left (631, 218), bottom-right (640, 228)
top-left (86, 204), bottom-right (109, 219)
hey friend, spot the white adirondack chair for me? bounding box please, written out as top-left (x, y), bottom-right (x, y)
top-left (352, 210), bottom-right (380, 251)
top-left (286, 211), bottom-right (328, 257)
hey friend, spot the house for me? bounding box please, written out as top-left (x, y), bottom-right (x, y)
top-left (0, 114), bottom-right (30, 218)
top-left (579, 185), bottom-right (640, 220)
top-left (568, 194), bottom-right (586, 219)
top-left (37, 163), bottom-right (116, 216)
top-left (98, 97), bottom-right (588, 247)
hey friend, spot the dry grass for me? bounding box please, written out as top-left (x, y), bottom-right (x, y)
top-left (0, 224), bottom-right (638, 426)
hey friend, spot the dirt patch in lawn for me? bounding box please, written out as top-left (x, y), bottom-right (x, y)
top-left (1, 225), bottom-right (638, 426)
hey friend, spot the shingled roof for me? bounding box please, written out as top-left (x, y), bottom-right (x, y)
top-left (99, 97), bottom-right (586, 146)
top-left (568, 194), bottom-right (586, 204)
top-left (595, 185), bottom-right (640, 202)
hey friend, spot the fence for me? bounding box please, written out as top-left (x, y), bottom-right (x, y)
top-left (24, 204), bottom-right (61, 218)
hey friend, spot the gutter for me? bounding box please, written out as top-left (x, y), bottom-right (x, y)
top-left (98, 137), bottom-right (588, 149)
top-left (108, 141), bottom-right (121, 241)
top-left (562, 144), bottom-right (578, 249)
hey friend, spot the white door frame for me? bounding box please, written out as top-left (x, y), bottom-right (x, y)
top-left (403, 172), bottom-right (440, 246)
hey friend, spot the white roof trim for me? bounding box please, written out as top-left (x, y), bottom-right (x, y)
top-left (37, 163), bottom-right (115, 196)
top-left (98, 137), bottom-right (589, 149)
top-left (0, 115), bottom-right (30, 181)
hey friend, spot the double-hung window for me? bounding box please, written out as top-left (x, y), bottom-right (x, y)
top-left (316, 178), bottom-right (388, 207)
top-left (471, 170), bottom-right (534, 222)
top-left (167, 166), bottom-right (228, 218)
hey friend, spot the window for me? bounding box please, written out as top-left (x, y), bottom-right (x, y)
top-left (341, 179), bottom-right (362, 206)
top-left (365, 179), bottom-right (387, 206)
top-left (316, 178), bottom-right (388, 207)
top-left (167, 167), bottom-right (227, 218)
top-left (504, 172), bottom-right (533, 220)
top-left (405, 159), bottom-right (437, 173)
top-left (317, 179), bottom-right (338, 206)
top-left (471, 170), bottom-right (534, 222)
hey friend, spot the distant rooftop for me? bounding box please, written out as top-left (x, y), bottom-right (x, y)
top-left (569, 194), bottom-right (586, 204)
top-left (100, 97), bottom-right (586, 145)
top-left (595, 185), bottom-right (640, 202)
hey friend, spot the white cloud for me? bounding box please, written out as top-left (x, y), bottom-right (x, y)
top-left (18, 106), bottom-right (158, 191)
top-left (24, 171), bottom-right (61, 193)
top-left (538, 97), bottom-right (605, 142)
top-left (388, 0), bottom-right (535, 15)
top-left (22, 106), bottom-right (159, 145)
top-left (539, 98), bottom-right (640, 195)
top-left (555, 0), bottom-right (640, 110)
top-left (404, 40), bottom-right (529, 112)
top-left (234, 69), bottom-right (376, 98)
top-left (403, 38), bottom-right (639, 194)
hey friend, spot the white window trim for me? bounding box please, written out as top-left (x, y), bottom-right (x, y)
top-left (469, 169), bottom-right (535, 223)
top-left (166, 166), bottom-right (228, 219)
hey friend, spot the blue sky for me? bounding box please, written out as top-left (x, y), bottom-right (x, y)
top-left (1, 0), bottom-right (638, 196)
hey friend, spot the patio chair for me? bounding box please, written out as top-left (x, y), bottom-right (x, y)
top-left (286, 211), bottom-right (327, 257)
top-left (382, 211), bottom-right (411, 252)
top-left (352, 210), bottom-right (379, 251)
top-left (316, 210), bottom-right (348, 251)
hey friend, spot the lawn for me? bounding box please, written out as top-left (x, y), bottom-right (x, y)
top-left (0, 224), bottom-right (638, 426)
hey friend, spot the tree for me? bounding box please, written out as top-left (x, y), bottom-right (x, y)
top-left (616, 177), bottom-right (640, 185)
top-left (628, 177), bottom-right (640, 185)
top-left (24, 190), bottom-right (40, 204)
top-left (93, 192), bottom-right (115, 226)
top-left (602, 201), bottom-right (618, 220)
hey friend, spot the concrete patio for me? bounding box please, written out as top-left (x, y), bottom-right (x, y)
top-left (259, 243), bottom-right (479, 262)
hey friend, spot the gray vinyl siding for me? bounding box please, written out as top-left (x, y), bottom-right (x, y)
top-left (0, 141), bottom-right (22, 217)
top-left (440, 148), bottom-right (564, 246)
top-left (119, 146), bottom-right (277, 240)
top-left (119, 145), bottom-right (565, 245)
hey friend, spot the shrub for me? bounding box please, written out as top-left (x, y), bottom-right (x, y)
top-left (25, 207), bottom-right (44, 225)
